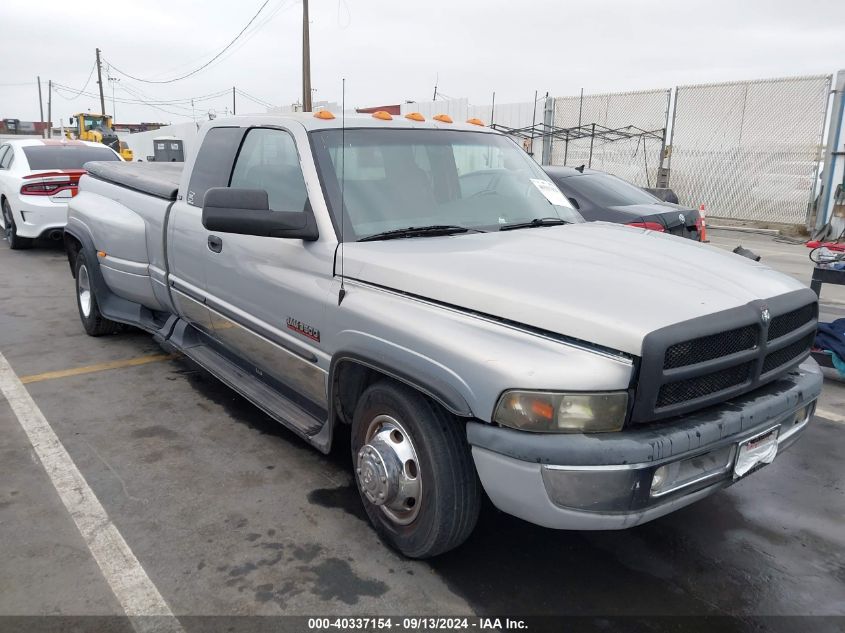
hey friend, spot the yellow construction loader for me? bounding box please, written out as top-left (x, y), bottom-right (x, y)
top-left (66, 113), bottom-right (134, 161)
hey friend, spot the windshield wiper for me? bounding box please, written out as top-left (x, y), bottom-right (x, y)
top-left (499, 217), bottom-right (571, 232)
top-left (359, 225), bottom-right (472, 242)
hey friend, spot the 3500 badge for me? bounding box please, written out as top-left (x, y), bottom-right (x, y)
top-left (286, 316), bottom-right (320, 342)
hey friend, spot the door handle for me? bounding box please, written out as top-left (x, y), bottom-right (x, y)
top-left (207, 235), bottom-right (223, 253)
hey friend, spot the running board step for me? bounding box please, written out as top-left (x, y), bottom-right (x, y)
top-left (182, 343), bottom-right (324, 437)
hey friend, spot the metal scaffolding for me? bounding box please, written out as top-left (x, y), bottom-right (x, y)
top-left (490, 121), bottom-right (666, 177)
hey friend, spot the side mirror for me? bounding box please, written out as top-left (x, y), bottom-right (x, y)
top-left (201, 187), bottom-right (319, 241)
top-left (567, 197), bottom-right (580, 209)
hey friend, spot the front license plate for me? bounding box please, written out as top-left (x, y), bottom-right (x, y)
top-left (733, 427), bottom-right (780, 479)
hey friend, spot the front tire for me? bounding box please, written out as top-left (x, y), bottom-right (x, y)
top-left (351, 380), bottom-right (481, 558)
top-left (75, 250), bottom-right (121, 336)
top-left (2, 199), bottom-right (33, 250)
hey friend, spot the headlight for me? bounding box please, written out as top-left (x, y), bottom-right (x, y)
top-left (493, 390), bottom-right (628, 433)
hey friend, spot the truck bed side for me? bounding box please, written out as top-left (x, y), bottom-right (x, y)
top-left (67, 162), bottom-right (183, 313)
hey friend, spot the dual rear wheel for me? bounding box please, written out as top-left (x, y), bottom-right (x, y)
top-left (74, 249), bottom-right (122, 336)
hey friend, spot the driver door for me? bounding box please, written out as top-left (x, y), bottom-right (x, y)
top-left (202, 127), bottom-right (333, 415)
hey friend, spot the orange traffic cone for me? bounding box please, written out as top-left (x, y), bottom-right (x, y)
top-left (697, 204), bottom-right (709, 242)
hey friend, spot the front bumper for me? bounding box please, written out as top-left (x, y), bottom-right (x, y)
top-left (11, 194), bottom-right (69, 238)
top-left (467, 359), bottom-right (822, 530)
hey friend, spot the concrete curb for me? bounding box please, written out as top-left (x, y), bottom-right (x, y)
top-left (709, 225), bottom-right (781, 235)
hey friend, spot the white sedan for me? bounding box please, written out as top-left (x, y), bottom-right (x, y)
top-left (0, 139), bottom-right (121, 249)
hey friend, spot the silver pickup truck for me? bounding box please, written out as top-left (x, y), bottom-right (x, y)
top-left (64, 113), bottom-right (822, 558)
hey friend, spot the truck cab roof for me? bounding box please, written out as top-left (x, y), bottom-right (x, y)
top-left (210, 112), bottom-right (499, 134)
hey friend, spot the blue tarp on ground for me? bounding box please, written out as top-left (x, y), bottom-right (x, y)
top-left (815, 318), bottom-right (845, 377)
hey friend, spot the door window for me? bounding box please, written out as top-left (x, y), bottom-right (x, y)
top-left (230, 128), bottom-right (308, 213)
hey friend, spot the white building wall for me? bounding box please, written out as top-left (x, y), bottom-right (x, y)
top-left (118, 121), bottom-right (200, 161)
top-left (401, 98), bottom-right (470, 122)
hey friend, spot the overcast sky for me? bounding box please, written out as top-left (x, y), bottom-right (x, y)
top-left (1, 0), bottom-right (843, 125)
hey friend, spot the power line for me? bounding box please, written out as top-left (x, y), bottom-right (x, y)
top-left (105, 0), bottom-right (272, 84)
top-left (148, 0), bottom-right (294, 80)
top-left (52, 82), bottom-right (230, 106)
top-left (235, 88), bottom-right (276, 109)
top-left (53, 84), bottom-right (93, 101)
top-left (117, 83), bottom-right (197, 115)
top-left (114, 84), bottom-right (194, 119)
top-left (117, 82), bottom-right (194, 111)
top-left (53, 63), bottom-right (97, 99)
top-left (120, 84), bottom-right (230, 106)
top-left (51, 80), bottom-right (270, 120)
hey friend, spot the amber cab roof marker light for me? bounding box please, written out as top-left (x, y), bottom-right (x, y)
top-left (372, 111), bottom-right (393, 121)
top-left (405, 112), bottom-right (425, 122)
top-left (466, 118), bottom-right (485, 126)
top-left (433, 114), bottom-right (453, 123)
top-left (313, 110), bottom-right (335, 120)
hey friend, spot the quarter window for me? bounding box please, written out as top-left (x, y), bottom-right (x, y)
top-left (186, 126), bottom-right (246, 207)
top-left (0, 146), bottom-right (12, 169)
top-left (230, 128), bottom-right (308, 213)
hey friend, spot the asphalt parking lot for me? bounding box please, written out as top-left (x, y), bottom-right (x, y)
top-left (1, 229), bottom-right (844, 629)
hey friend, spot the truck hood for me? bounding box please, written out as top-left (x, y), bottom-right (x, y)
top-left (340, 222), bottom-right (806, 356)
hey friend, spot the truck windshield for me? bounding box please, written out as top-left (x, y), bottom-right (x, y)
top-left (84, 116), bottom-right (112, 131)
top-left (310, 128), bottom-right (583, 241)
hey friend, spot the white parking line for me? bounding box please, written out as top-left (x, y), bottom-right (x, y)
top-left (816, 408), bottom-right (845, 424)
top-left (0, 352), bottom-right (184, 633)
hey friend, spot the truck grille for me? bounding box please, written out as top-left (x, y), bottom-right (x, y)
top-left (663, 325), bottom-right (757, 369)
top-left (767, 304), bottom-right (816, 341)
top-left (631, 290), bottom-right (818, 424)
top-left (762, 332), bottom-right (816, 375)
top-left (657, 362), bottom-right (754, 408)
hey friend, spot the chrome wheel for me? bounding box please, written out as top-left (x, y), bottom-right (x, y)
top-left (356, 414), bottom-right (422, 525)
top-left (78, 263), bottom-right (92, 318)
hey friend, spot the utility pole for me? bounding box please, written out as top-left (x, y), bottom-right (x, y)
top-left (541, 92), bottom-right (553, 166)
top-left (109, 77), bottom-right (118, 121)
top-left (302, 0), bottom-right (312, 112)
top-left (95, 48), bottom-right (106, 116)
top-left (47, 80), bottom-right (52, 138)
top-left (37, 76), bottom-right (44, 136)
top-left (233, 86), bottom-right (236, 115)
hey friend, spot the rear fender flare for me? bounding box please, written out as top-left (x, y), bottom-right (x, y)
top-left (64, 222), bottom-right (140, 325)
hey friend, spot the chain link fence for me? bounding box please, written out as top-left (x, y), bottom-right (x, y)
top-left (668, 75), bottom-right (831, 224)
top-left (550, 89), bottom-right (670, 187)
top-left (401, 77), bottom-right (831, 225)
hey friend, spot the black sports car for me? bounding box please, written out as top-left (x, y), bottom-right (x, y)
top-left (544, 166), bottom-right (703, 241)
